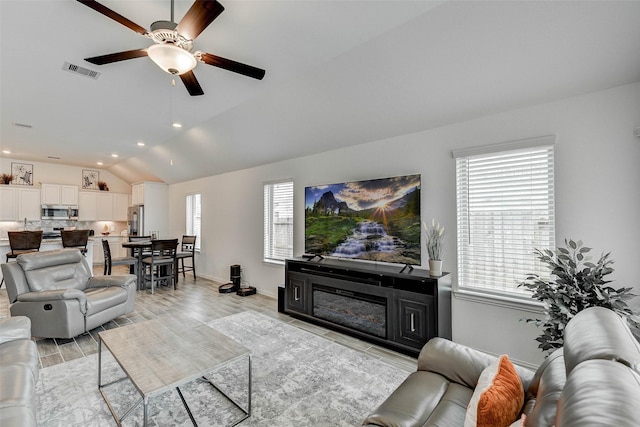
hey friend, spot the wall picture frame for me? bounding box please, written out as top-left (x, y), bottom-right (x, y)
top-left (82, 169), bottom-right (100, 190)
top-left (11, 162), bottom-right (34, 185)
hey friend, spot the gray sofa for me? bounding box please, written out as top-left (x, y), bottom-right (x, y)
top-left (0, 316), bottom-right (39, 427)
top-left (364, 307), bottom-right (640, 426)
top-left (1, 249), bottom-right (136, 339)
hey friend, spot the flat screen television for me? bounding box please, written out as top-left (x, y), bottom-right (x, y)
top-left (305, 174), bottom-right (421, 265)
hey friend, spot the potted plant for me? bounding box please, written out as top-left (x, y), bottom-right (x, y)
top-left (97, 181), bottom-right (109, 191)
top-left (424, 219), bottom-right (445, 276)
top-left (519, 239), bottom-right (638, 353)
top-left (0, 173), bottom-right (13, 184)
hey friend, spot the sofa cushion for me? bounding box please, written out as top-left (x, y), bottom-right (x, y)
top-left (555, 360), bottom-right (640, 427)
top-left (563, 307), bottom-right (640, 375)
top-left (0, 365), bottom-right (36, 409)
top-left (18, 249), bottom-right (91, 292)
top-left (521, 348), bottom-right (565, 427)
top-left (363, 370), bottom-right (451, 427)
top-left (84, 286), bottom-right (129, 316)
top-left (0, 340), bottom-right (39, 381)
top-left (464, 355), bottom-right (523, 427)
top-left (0, 405), bottom-right (37, 427)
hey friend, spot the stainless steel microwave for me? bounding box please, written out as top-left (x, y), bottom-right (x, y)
top-left (41, 205), bottom-right (79, 220)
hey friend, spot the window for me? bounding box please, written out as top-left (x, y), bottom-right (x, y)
top-left (454, 136), bottom-right (555, 296)
top-left (264, 180), bottom-right (293, 263)
top-left (186, 193), bottom-right (201, 251)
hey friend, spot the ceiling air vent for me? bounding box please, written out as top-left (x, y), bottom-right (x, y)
top-left (62, 62), bottom-right (101, 80)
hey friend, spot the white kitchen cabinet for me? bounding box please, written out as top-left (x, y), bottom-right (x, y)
top-left (131, 184), bottom-right (144, 205)
top-left (18, 188), bottom-right (41, 220)
top-left (79, 192), bottom-right (129, 222)
top-left (113, 193), bottom-right (130, 221)
top-left (41, 184), bottom-right (78, 205)
top-left (78, 192), bottom-right (98, 220)
top-left (97, 193), bottom-right (114, 221)
top-left (0, 187), bottom-right (18, 220)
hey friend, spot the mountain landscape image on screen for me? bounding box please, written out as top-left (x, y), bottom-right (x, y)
top-left (305, 174), bottom-right (421, 265)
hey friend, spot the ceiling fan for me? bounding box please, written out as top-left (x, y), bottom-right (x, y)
top-left (77, 0), bottom-right (265, 96)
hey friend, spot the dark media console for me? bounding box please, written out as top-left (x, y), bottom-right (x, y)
top-left (284, 258), bottom-right (451, 356)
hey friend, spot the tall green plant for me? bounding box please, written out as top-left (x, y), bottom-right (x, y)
top-left (519, 239), bottom-right (638, 353)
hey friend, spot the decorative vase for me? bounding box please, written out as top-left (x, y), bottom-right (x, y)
top-left (429, 260), bottom-right (443, 277)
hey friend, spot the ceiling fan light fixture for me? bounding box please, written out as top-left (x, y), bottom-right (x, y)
top-left (147, 43), bottom-right (197, 75)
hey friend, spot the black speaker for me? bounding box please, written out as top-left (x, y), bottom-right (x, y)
top-left (277, 285), bottom-right (285, 313)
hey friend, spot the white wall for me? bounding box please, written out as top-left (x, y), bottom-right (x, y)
top-left (0, 158), bottom-right (132, 194)
top-left (169, 82), bottom-right (640, 366)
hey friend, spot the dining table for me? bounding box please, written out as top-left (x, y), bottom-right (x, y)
top-left (122, 240), bottom-right (179, 291)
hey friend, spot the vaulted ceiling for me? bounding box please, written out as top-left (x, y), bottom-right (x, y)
top-left (2, 1), bottom-right (639, 185)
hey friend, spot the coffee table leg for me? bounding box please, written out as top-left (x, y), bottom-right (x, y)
top-left (144, 396), bottom-right (149, 426)
top-left (98, 338), bottom-right (102, 387)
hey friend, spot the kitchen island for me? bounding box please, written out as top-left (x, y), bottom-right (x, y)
top-left (0, 238), bottom-right (95, 283)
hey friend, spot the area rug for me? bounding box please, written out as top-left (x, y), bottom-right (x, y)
top-left (36, 311), bottom-right (409, 426)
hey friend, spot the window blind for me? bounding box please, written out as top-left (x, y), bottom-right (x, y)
top-left (456, 142), bottom-right (555, 295)
top-left (264, 181), bottom-right (293, 263)
top-left (186, 194), bottom-right (201, 250)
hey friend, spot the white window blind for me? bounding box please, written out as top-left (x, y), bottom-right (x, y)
top-left (186, 194), bottom-right (201, 250)
top-left (455, 138), bottom-right (555, 296)
top-left (264, 181), bottom-right (293, 263)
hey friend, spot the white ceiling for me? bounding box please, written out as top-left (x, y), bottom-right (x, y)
top-left (2, 0), bottom-right (639, 185)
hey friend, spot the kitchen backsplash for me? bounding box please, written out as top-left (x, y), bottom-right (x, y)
top-left (0, 220), bottom-right (128, 239)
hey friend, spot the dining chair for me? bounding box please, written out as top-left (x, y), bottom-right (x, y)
top-left (176, 235), bottom-right (197, 279)
top-left (2, 231), bottom-right (43, 287)
top-left (128, 235), bottom-right (152, 257)
top-left (141, 239), bottom-right (178, 294)
top-left (101, 239), bottom-right (137, 276)
top-left (61, 229), bottom-right (90, 256)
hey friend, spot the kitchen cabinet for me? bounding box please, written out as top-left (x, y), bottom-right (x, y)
top-left (78, 192), bottom-right (97, 220)
top-left (113, 193), bottom-right (129, 221)
top-left (0, 187), bottom-right (18, 220)
top-left (41, 184), bottom-right (78, 205)
top-left (131, 184), bottom-right (144, 205)
top-left (79, 192), bottom-right (130, 221)
top-left (19, 188), bottom-right (41, 220)
top-left (0, 187), bottom-right (40, 221)
top-left (96, 193), bottom-right (114, 220)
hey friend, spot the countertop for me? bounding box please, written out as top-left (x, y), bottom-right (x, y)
top-left (0, 235), bottom-right (127, 247)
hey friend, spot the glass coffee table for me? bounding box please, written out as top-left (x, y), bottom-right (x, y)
top-left (98, 313), bottom-right (251, 426)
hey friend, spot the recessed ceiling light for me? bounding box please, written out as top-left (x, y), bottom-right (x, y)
top-left (111, 154), bottom-right (118, 158)
top-left (2, 150), bottom-right (10, 154)
top-left (47, 156), bottom-right (61, 160)
top-left (172, 122), bottom-right (182, 128)
top-left (137, 142), bottom-right (145, 146)
top-left (97, 161), bottom-right (103, 165)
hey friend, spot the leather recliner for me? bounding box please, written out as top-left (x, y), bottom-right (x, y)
top-left (1, 249), bottom-right (136, 339)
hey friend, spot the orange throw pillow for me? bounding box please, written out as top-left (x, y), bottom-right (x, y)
top-left (464, 354), bottom-right (524, 427)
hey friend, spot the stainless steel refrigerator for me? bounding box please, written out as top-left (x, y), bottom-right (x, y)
top-left (127, 205), bottom-right (144, 236)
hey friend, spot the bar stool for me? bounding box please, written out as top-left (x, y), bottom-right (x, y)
top-left (2, 231), bottom-right (43, 287)
top-left (61, 229), bottom-right (90, 256)
top-left (176, 235), bottom-right (197, 279)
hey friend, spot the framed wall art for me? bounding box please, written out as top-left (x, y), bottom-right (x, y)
top-left (11, 162), bottom-right (33, 185)
top-left (82, 169), bottom-right (100, 190)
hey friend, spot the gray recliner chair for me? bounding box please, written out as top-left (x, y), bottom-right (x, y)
top-left (1, 249), bottom-right (136, 339)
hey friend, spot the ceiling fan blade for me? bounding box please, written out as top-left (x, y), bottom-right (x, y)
top-left (76, 0), bottom-right (148, 36)
top-left (199, 53), bottom-right (265, 80)
top-left (180, 71), bottom-right (204, 96)
top-left (176, 0), bottom-right (225, 41)
top-left (85, 49), bottom-right (148, 65)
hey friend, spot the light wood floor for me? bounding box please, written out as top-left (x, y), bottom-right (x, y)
top-left (0, 265), bottom-right (417, 372)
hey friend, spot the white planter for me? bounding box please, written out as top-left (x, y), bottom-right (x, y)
top-left (429, 260), bottom-right (443, 277)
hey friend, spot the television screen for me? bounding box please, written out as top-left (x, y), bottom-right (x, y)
top-left (305, 174), bottom-right (421, 265)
